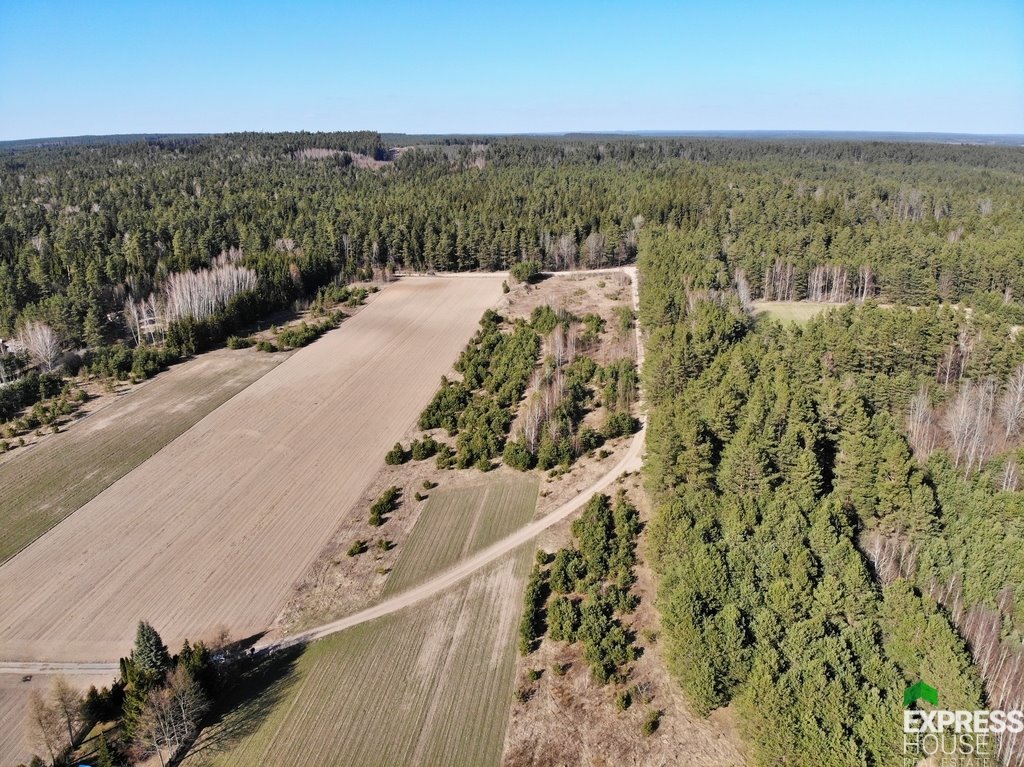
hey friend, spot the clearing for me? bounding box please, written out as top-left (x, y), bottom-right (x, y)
top-left (0, 275), bottom-right (504, 664)
top-left (182, 477), bottom-right (540, 767)
top-left (0, 350), bottom-right (282, 564)
top-left (751, 300), bottom-right (834, 324)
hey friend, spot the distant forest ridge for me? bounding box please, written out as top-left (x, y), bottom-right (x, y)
top-left (1, 130), bottom-right (1023, 363)
top-left (2, 129), bottom-right (1022, 150)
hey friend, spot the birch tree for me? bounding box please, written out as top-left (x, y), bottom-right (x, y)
top-left (19, 320), bottom-right (62, 372)
top-left (998, 364), bottom-right (1024, 439)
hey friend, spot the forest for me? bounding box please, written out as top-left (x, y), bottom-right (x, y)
top-left (2, 132), bottom-right (1023, 357)
top-left (639, 225), bottom-right (1024, 766)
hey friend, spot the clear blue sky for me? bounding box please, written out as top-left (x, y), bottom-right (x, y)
top-left (1, 0), bottom-right (1021, 140)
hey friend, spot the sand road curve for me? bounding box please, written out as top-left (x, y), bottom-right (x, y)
top-left (0, 275), bottom-right (504, 664)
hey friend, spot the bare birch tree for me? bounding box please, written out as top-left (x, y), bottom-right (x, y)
top-left (19, 321), bottom-right (62, 372)
top-left (907, 384), bottom-right (936, 457)
top-left (51, 675), bottom-right (83, 751)
top-left (26, 689), bottom-right (65, 765)
top-left (998, 364), bottom-right (1024, 439)
top-left (734, 269), bottom-right (753, 313)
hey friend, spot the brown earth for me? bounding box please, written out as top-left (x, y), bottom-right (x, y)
top-left (0, 275), bottom-right (503, 664)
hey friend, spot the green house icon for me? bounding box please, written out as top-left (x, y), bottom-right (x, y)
top-left (904, 681), bottom-right (939, 707)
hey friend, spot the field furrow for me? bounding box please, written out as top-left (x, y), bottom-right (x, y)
top-left (0, 275), bottom-right (503, 663)
top-left (0, 350), bottom-right (282, 564)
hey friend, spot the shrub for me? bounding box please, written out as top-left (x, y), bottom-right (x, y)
top-left (509, 259), bottom-right (542, 284)
top-left (518, 564), bottom-right (549, 655)
top-left (527, 668), bottom-right (543, 682)
top-left (347, 540), bottom-right (368, 557)
top-left (256, 340), bottom-right (277, 353)
top-left (435, 444), bottom-right (456, 469)
top-left (548, 595), bottom-right (581, 642)
top-left (603, 410), bottom-right (637, 439)
top-left (226, 335), bottom-right (254, 349)
top-left (503, 437), bottom-right (534, 471)
top-left (615, 689), bottom-right (632, 711)
top-left (642, 709), bottom-right (661, 735)
top-left (551, 662), bottom-right (568, 676)
top-left (384, 442), bottom-right (408, 465)
top-left (422, 479), bottom-right (437, 490)
top-left (369, 485), bottom-right (400, 526)
top-left (410, 435), bottom-right (439, 460)
top-left (376, 538), bottom-right (394, 551)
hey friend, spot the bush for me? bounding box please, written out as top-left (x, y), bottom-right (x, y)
top-left (642, 709), bottom-right (661, 735)
top-left (418, 377), bottom-right (472, 433)
top-left (518, 564), bottom-right (549, 655)
top-left (130, 345), bottom-right (175, 381)
top-left (527, 668), bottom-right (543, 682)
top-left (616, 688), bottom-right (632, 711)
top-left (603, 410), bottom-right (637, 439)
top-left (503, 437), bottom-right (534, 470)
top-left (347, 540), bottom-right (368, 557)
top-left (384, 442), bottom-right (408, 465)
top-left (435, 443), bottom-right (456, 469)
top-left (548, 595), bottom-right (581, 642)
top-left (226, 335), bottom-right (254, 349)
top-left (410, 435), bottom-right (439, 460)
top-left (422, 479), bottom-right (437, 490)
top-left (509, 259), bottom-right (542, 284)
top-left (256, 340), bottom-right (277, 353)
top-left (369, 486), bottom-right (400, 526)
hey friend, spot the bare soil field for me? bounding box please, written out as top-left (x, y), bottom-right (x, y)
top-left (0, 275), bottom-right (503, 664)
top-left (503, 479), bottom-right (748, 767)
top-left (273, 268), bottom-right (639, 632)
top-left (0, 350), bottom-right (283, 564)
top-left (0, 672), bottom-right (110, 767)
top-left (183, 549), bottom-right (534, 767)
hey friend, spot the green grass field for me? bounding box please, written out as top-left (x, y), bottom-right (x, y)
top-left (752, 300), bottom-right (834, 324)
top-left (0, 350), bottom-right (280, 563)
top-left (183, 473), bottom-right (540, 767)
top-left (383, 472), bottom-right (540, 596)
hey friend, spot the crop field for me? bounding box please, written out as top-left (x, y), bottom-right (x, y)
top-left (185, 547), bottom-right (533, 767)
top-left (382, 472), bottom-right (539, 596)
top-left (0, 350), bottom-right (282, 564)
top-left (0, 275), bottom-right (504, 664)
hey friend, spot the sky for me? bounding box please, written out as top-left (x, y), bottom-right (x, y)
top-left (0, 0), bottom-right (1022, 140)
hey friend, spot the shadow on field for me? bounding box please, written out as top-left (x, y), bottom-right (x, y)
top-left (173, 642), bottom-right (306, 765)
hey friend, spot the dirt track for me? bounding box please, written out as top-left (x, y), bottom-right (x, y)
top-left (0, 275), bottom-right (504, 664)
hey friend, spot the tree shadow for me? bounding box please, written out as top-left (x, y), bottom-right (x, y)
top-left (171, 642), bottom-right (306, 765)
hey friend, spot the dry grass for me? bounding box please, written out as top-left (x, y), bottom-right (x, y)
top-left (0, 350), bottom-right (282, 564)
top-left (0, 275), bottom-right (504, 663)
